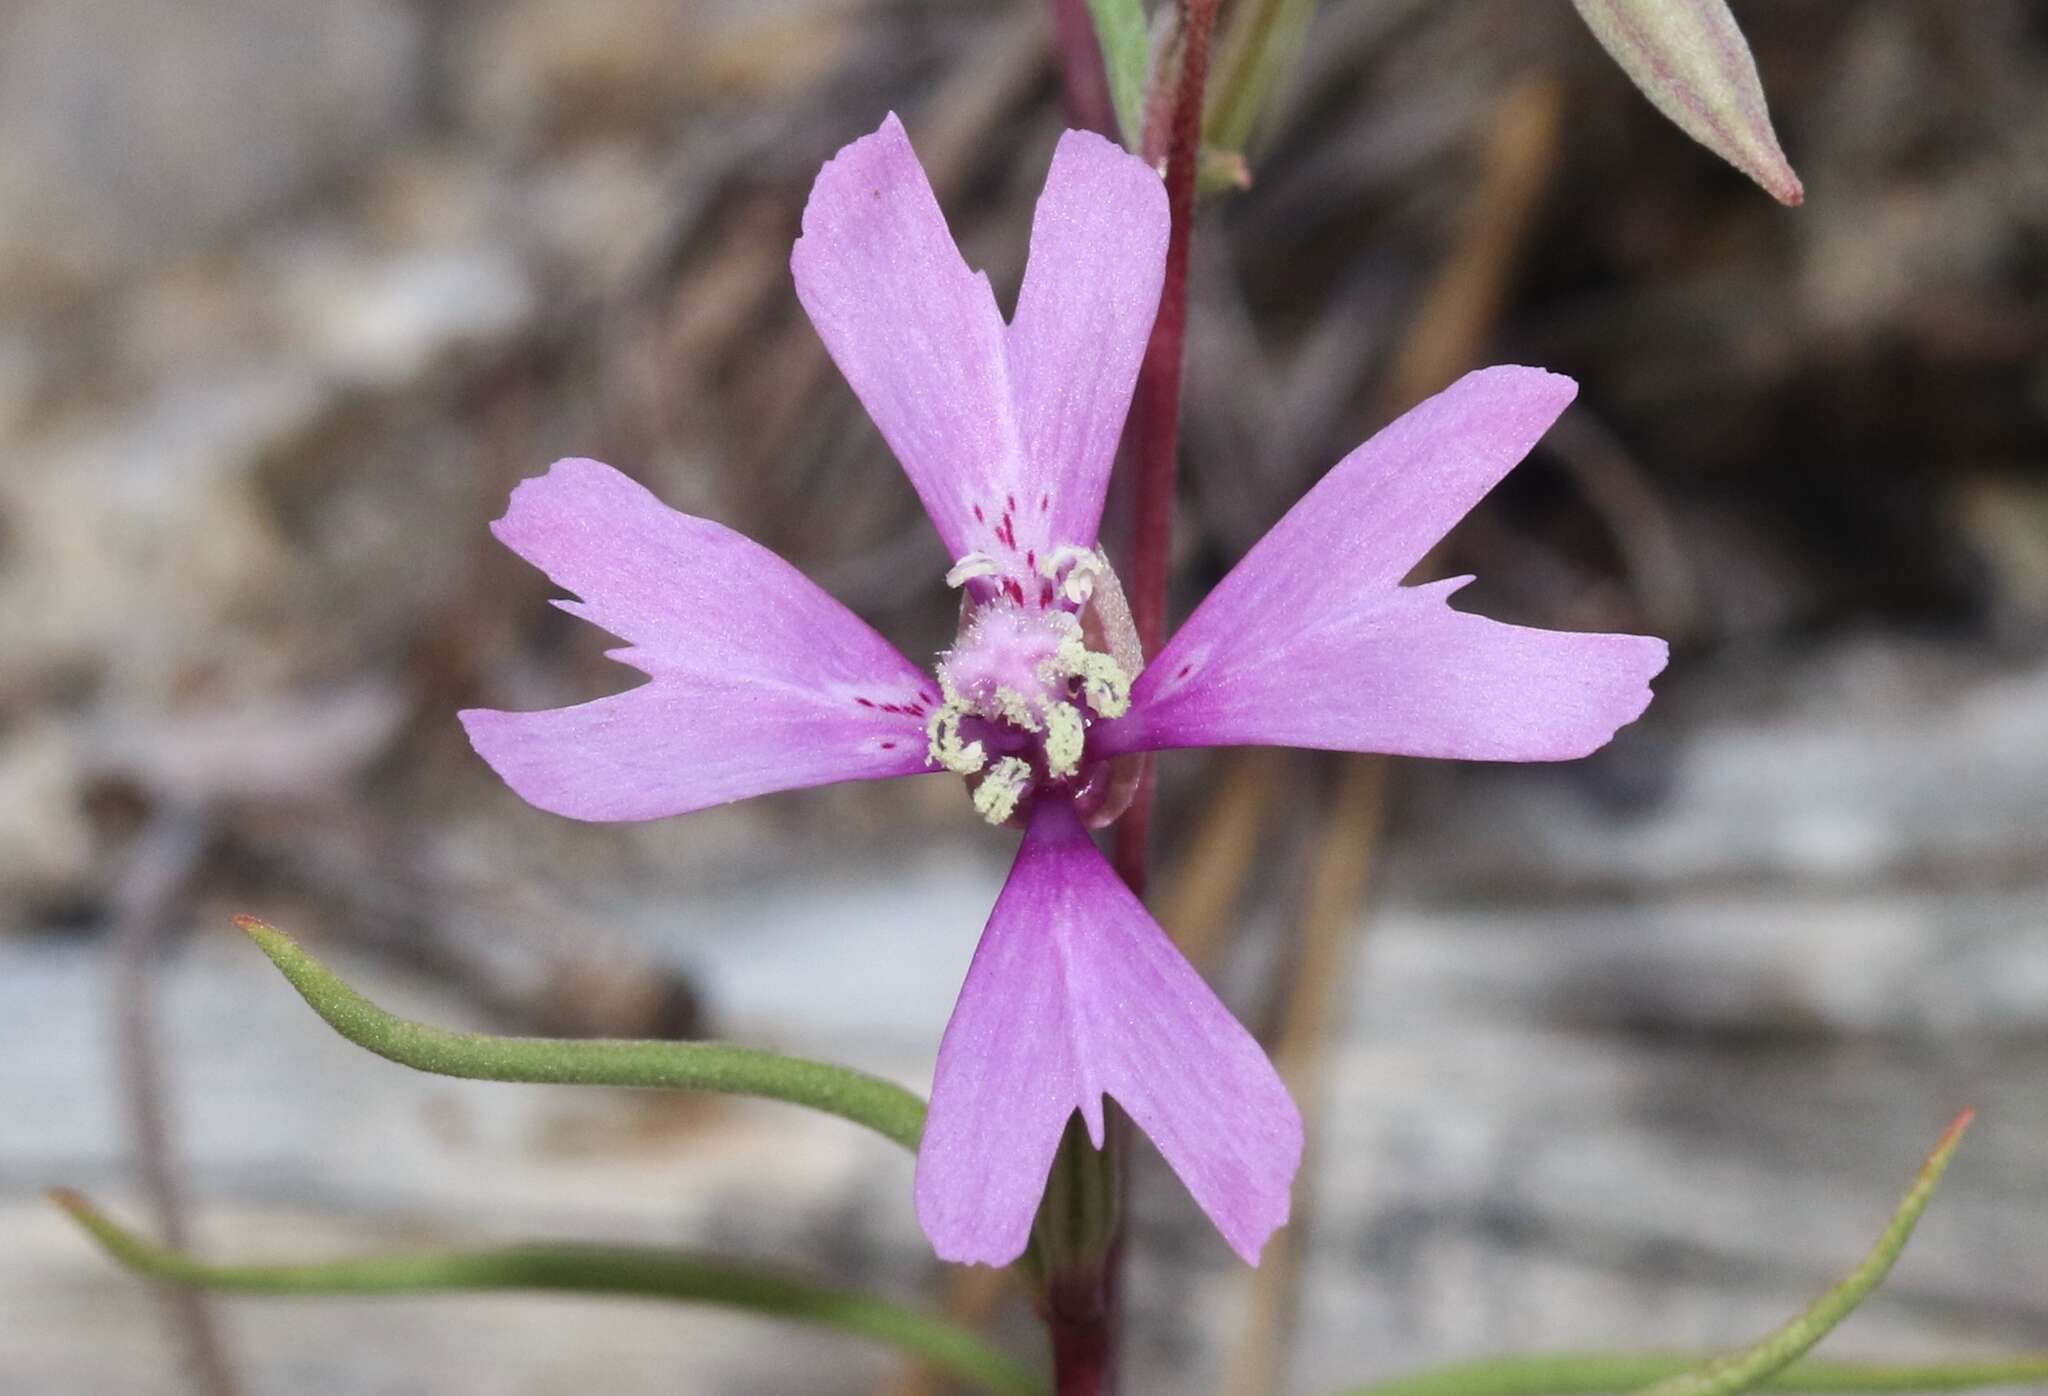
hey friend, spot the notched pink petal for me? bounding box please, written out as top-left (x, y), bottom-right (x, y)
top-left (1227, 365), bottom-right (1578, 598)
top-left (460, 457), bottom-right (937, 821)
top-left (1105, 578), bottom-right (1667, 761)
top-left (1095, 368), bottom-right (1668, 762)
top-left (1008, 128), bottom-right (1168, 550)
top-left (791, 114), bottom-right (1020, 561)
top-left (793, 116), bottom-right (1169, 567)
top-left (916, 799), bottom-right (1302, 1267)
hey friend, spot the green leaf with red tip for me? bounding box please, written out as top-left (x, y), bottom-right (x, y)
top-left (1327, 1113), bottom-right (2005, 1396)
top-left (232, 916), bottom-right (926, 1151)
top-left (1338, 1351), bottom-right (2048, 1396)
top-left (1572, 0), bottom-right (1804, 206)
top-left (50, 1191), bottom-right (1044, 1396)
top-left (1632, 1110), bottom-right (1974, 1396)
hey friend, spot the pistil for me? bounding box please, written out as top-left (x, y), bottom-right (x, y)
top-left (924, 552), bottom-right (1138, 824)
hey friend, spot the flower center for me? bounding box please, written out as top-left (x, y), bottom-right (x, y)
top-left (925, 547), bottom-right (1138, 825)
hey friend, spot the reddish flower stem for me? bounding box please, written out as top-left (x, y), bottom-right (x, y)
top-left (1039, 4), bottom-right (1218, 1390)
top-left (1040, 7), bottom-right (1221, 1394)
top-left (1046, 1273), bottom-right (1114, 1396)
top-left (1113, 0), bottom-right (1220, 898)
top-left (1041, 1221), bottom-right (1120, 1395)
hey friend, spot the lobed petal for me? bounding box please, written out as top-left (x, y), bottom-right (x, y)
top-left (1007, 128), bottom-right (1169, 553)
top-left (1102, 577), bottom-right (1666, 761)
top-left (793, 116), bottom-right (1166, 567)
top-left (916, 799), bottom-right (1302, 1267)
top-left (792, 114), bottom-right (1018, 563)
top-left (1094, 367), bottom-right (1668, 762)
top-left (460, 458), bottom-right (937, 820)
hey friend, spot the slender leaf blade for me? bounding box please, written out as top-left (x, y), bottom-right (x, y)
top-left (1632, 1110), bottom-right (1974, 1396)
top-left (235, 917), bottom-right (926, 1151)
top-left (1341, 1350), bottom-right (2048, 1396)
top-left (1329, 1114), bottom-right (1995, 1396)
top-left (53, 1191), bottom-right (1043, 1396)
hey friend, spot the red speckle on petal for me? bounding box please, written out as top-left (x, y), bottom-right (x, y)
top-left (972, 503), bottom-right (985, 523)
top-left (880, 741), bottom-right (896, 750)
top-left (855, 697), bottom-right (876, 708)
top-left (1039, 493), bottom-right (1050, 514)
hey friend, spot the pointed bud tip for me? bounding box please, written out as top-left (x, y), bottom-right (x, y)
top-left (1751, 151), bottom-right (1805, 207)
top-left (1574, 0), bottom-right (1806, 208)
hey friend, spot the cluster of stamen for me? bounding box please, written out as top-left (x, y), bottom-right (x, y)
top-left (925, 547), bottom-right (1135, 825)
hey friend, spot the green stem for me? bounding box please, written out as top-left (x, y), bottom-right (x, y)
top-left (234, 918), bottom-right (926, 1152)
top-left (1340, 1352), bottom-right (2048, 1396)
top-left (53, 1191), bottom-right (1044, 1396)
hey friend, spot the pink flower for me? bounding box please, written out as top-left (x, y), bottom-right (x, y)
top-left (461, 115), bottom-right (1668, 1268)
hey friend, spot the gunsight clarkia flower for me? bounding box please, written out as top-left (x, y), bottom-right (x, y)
top-left (461, 115), bottom-right (1668, 1268)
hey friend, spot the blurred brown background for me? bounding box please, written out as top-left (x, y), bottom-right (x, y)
top-left (3, 0), bottom-right (2046, 1392)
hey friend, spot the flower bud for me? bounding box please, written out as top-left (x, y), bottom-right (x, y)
top-left (1573, 0), bottom-right (1804, 205)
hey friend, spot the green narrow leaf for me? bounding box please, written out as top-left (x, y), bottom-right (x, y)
top-left (52, 1191), bottom-right (1044, 1396)
top-left (1632, 1110), bottom-right (1975, 1396)
top-left (1572, 0), bottom-right (1803, 205)
top-left (234, 917), bottom-right (926, 1152)
top-left (1340, 1351), bottom-right (2048, 1396)
top-left (1203, 0), bottom-right (1318, 155)
top-left (1085, 0), bottom-right (1152, 149)
top-left (1330, 1114), bottom-right (1999, 1396)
